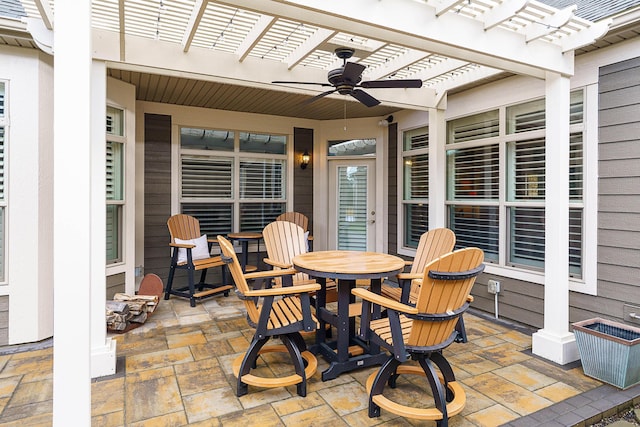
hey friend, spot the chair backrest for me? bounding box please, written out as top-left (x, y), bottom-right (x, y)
top-left (276, 211), bottom-right (309, 232)
top-left (408, 247), bottom-right (484, 348)
top-left (217, 235), bottom-right (260, 324)
top-left (263, 221), bottom-right (309, 284)
top-left (167, 214), bottom-right (202, 242)
top-left (409, 228), bottom-right (456, 275)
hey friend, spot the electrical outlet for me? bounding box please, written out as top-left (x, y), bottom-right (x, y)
top-left (487, 279), bottom-right (501, 295)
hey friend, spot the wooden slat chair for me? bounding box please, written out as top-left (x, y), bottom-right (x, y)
top-left (276, 211), bottom-right (313, 250)
top-left (165, 214), bottom-right (233, 307)
top-left (217, 235), bottom-right (320, 397)
top-left (352, 248), bottom-right (484, 425)
top-left (380, 228), bottom-right (470, 342)
top-left (262, 221), bottom-right (338, 304)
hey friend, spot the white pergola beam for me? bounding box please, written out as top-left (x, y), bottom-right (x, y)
top-left (236, 15), bottom-right (276, 61)
top-left (33, 0), bottom-right (54, 30)
top-left (562, 18), bottom-right (612, 52)
top-left (364, 48), bottom-right (427, 81)
top-left (525, 5), bottom-right (575, 44)
top-left (483, 0), bottom-right (529, 31)
top-left (411, 57), bottom-right (467, 82)
top-left (182, 0), bottom-right (208, 52)
top-left (434, 0), bottom-right (465, 17)
top-left (285, 28), bottom-right (335, 69)
top-left (220, 0), bottom-right (571, 78)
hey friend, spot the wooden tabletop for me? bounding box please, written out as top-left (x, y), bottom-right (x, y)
top-left (227, 232), bottom-right (263, 240)
top-left (292, 250), bottom-right (405, 279)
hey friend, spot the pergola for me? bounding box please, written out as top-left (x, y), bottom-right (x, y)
top-left (6, 1), bottom-right (611, 425)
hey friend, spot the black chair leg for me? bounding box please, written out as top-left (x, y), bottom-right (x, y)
top-left (369, 357), bottom-right (400, 418)
top-left (455, 316), bottom-right (467, 343)
top-left (237, 336), bottom-right (269, 397)
top-left (282, 334), bottom-right (307, 397)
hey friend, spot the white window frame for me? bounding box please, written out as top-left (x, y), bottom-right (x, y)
top-left (0, 80), bottom-right (8, 284)
top-left (105, 104), bottom-right (128, 275)
top-left (176, 127), bottom-right (288, 239)
top-left (401, 87), bottom-right (596, 294)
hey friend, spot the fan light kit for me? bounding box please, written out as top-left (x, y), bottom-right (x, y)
top-left (273, 48), bottom-right (423, 107)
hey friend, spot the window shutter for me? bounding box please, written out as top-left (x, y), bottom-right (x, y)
top-left (569, 132), bottom-right (583, 200)
top-left (106, 205), bottom-right (120, 263)
top-left (509, 137), bottom-right (545, 201)
top-left (0, 82), bottom-right (4, 117)
top-left (508, 207), bottom-right (545, 269)
top-left (0, 127), bottom-right (4, 200)
top-left (569, 208), bottom-right (583, 277)
top-left (240, 202), bottom-right (285, 232)
top-left (447, 145), bottom-right (499, 200)
top-left (337, 166), bottom-right (367, 251)
top-left (449, 205), bottom-right (499, 261)
top-left (181, 155), bottom-right (233, 198)
top-left (106, 141), bottom-right (123, 201)
top-left (447, 111), bottom-right (499, 143)
top-left (181, 203), bottom-right (233, 236)
top-left (239, 159), bottom-right (284, 199)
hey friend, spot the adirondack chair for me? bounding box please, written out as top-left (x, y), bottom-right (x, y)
top-left (165, 214), bottom-right (232, 307)
top-left (276, 211), bottom-right (313, 250)
top-left (380, 228), bottom-right (471, 342)
top-left (352, 247), bottom-right (484, 424)
top-left (217, 235), bottom-right (320, 397)
top-left (262, 220), bottom-right (337, 304)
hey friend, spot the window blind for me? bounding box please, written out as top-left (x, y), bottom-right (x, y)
top-left (181, 203), bottom-right (233, 236)
top-left (402, 127), bottom-right (429, 248)
top-left (509, 137), bottom-right (545, 201)
top-left (508, 207), bottom-right (545, 269)
top-left (239, 159), bottom-right (284, 199)
top-left (447, 145), bottom-right (499, 200)
top-left (570, 132), bottom-right (583, 201)
top-left (449, 205), bottom-right (499, 262)
top-left (447, 110), bottom-right (499, 143)
top-left (240, 202), bottom-right (285, 232)
top-left (337, 166), bottom-right (367, 251)
top-left (106, 205), bottom-right (121, 264)
top-left (181, 155), bottom-right (233, 198)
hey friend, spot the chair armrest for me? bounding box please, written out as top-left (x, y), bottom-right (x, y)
top-left (263, 258), bottom-right (292, 269)
top-left (169, 242), bottom-right (195, 249)
top-left (352, 288), bottom-right (418, 314)
top-left (245, 283), bottom-right (320, 297)
top-left (396, 272), bottom-right (422, 280)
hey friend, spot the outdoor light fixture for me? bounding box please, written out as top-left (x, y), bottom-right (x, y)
top-left (377, 115), bottom-right (394, 127)
top-left (301, 150), bottom-right (310, 169)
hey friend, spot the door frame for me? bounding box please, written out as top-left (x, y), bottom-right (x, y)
top-left (327, 158), bottom-right (377, 250)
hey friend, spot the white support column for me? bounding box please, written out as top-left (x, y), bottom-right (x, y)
top-left (53, 0), bottom-right (93, 425)
top-left (429, 104), bottom-right (447, 228)
top-left (532, 72), bottom-right (579, 365)
top-left (91, 61), bottom-right (117, 378)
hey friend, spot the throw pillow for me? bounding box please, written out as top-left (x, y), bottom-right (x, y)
top-left (175, 234), bottom-right (210, 264)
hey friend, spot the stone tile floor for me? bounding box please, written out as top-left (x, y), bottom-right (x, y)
top-left (0, 292), bottom-right (636, 426)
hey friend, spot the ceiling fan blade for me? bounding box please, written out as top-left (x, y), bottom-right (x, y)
top-left (303, 89), bottom-right (338, 105)
top-left (342, 62), bottom-right (366, 83)
top-left (350, 89), bottom-right (380, 107)
top-left (272, 80), bottom-right (333, 87)
top-left (360, 79), bottom-right (423, 89)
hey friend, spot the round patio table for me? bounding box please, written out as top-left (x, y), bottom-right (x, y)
top-left (293, 250), bottom-right (405, 381)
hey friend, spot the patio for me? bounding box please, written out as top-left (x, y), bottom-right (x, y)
top-left (0, 294), bottom-right (638, 426)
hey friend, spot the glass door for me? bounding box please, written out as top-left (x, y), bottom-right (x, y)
top-left (328, 159), bottom-right (376, 250)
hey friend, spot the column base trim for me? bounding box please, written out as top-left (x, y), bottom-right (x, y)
top-left (532, 329), bottom-right (579, 365)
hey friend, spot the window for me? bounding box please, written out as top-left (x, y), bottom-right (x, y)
top-left (106, 106), bottom-right (124, 264)
top-left (445, 91), bottom-right (585, 278)
top-left (179, 128), bottom-right (286, 235)
top-left (401, 127), bottom-right (429, 248)
top-left (0, 81), bottom-right (7, 281)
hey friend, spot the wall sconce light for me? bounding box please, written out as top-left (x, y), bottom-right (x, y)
top-left (377, 115), bottom-right (394, 127)
top-left (300, 150), bottom-right (310, 169)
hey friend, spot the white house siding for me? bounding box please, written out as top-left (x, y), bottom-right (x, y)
top-left (0, 45), bottom-right (54, 345)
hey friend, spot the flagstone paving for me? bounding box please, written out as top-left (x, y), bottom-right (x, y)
top-left (0, 293), bottom-right (637, 426)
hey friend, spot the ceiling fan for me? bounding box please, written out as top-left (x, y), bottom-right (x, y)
top-left (272, 47), bottom-right (423, 107)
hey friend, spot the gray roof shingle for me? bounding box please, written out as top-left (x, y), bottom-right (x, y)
top-left (0, 0), bottom-right (26, 19)
top-left (538, 0), bottom-right (640, 21)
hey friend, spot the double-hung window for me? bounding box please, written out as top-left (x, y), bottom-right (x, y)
top-left (106, 106), bottom-right (125, 264)
top-left (179, 128), bottom-right (286, 235)
top-left (444, 90), bottom-right (585, 278)
top-left (0, 82), bottom-right (6, 281)
top-left (401, 127), bottom-right (430, 248)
